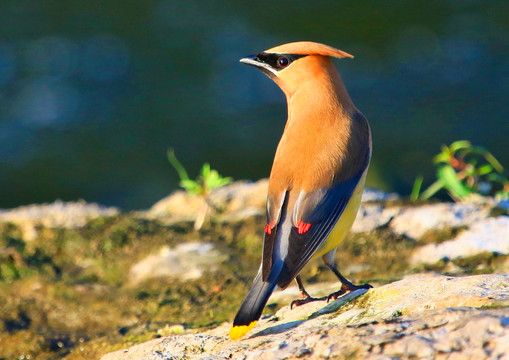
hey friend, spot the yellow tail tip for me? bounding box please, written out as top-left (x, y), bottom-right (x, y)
top-left (229, 321), bottom-right (257, 340)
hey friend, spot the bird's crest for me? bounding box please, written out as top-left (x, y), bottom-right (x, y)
top-left (265, 41), bottom-right (353, 59)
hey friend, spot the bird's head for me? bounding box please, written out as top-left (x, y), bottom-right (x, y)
top-left (240, 41), bottom-right (353, 96)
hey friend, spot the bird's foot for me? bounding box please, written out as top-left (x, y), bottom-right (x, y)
top-left (290, 295), bottom-right (328, 309)
top-left (326, 282), bottom-right (373, 302)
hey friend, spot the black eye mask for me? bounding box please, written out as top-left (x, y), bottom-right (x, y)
top-left (254, 52), bottom-right (308, 70)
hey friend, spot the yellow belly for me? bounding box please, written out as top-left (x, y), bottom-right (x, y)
top-left (311, 171), bottom-right (367, 259)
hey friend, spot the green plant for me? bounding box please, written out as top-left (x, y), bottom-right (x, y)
top-left (167, 149), bottom-right (233, 229)
top-left (411, 140), bottom-right (509, 202)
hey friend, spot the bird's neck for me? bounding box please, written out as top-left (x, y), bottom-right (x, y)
top-left (285, 66), bottom-right (355, 128)
top-left (269, 64), bottom-right (360, 191)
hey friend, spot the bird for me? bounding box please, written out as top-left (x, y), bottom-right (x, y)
top-left (229, 41), bottom-right (372, 340)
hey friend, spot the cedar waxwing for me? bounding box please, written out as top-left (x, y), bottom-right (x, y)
top-left (230, 41), bottom-right (372, 340)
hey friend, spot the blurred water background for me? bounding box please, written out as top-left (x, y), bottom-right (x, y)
top-left (0, 0), bottom-right (507, 210)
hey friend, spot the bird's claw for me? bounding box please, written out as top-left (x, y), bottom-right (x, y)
top-left (290, 296), bottom-right (327, 309)
top-left (326, 283), bottom-right (373, 302)
top-left (326, 291), bottom-right (345, 302)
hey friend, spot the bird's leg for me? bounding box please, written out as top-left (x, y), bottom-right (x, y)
top-left (290, 275), bottom-right (327, 309)
top-left (296, 275), bottom-right (311, 298)
top-left (323, 257), bottom-right (372, 302)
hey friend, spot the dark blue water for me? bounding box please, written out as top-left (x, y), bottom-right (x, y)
top-left (0, 0), bottom-right (508, 209)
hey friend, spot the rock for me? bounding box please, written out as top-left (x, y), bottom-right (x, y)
top-left (389, 203), bottom-right (490, 240)
top-left (498, 257), bottom-right (509, 274)
top-left (412, 216), bottom-right (509, 264)
top-left (361, 187), bottom-right (399, 203)
top-left (352, 204), bottom-right (401, 233)
top-left (146, 179), bottom-right (268, 223)
top-left (128, 242), bottom-right (227, 285)
top-left (147, 190), bottom-right (207, 220)
top-left (0, 200), bottom-right (119, 240)
top-left (342, 273), bottom-right (507, 321)
top-left (207, 179), bottom-right (268, 213)
top-left (101, 274), bottom-right (509, 360)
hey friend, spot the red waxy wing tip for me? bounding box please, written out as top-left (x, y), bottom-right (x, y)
top-left (296, 220), bottom-right (311, 234)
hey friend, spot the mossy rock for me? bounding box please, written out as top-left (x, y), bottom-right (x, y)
top-left (0, 204), bottom-right (504, 359)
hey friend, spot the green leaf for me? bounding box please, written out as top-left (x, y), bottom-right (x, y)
top-left (465, 146), bottom-right (503, 172)
top-left (204, 170), bottom-right (218, 189)
top-left (440, 144), bottom-right (450, 154)
top-left (449, 140), bottom-right (471, 153)
top-left (433, 152), bottom-right (451, 164)
top-left (486, 173), bottom-right (509, 184)
top-left (410, 176), bottom-right (423, 202)
top-left (483, 152), bottom-right (504, 173)
top-left (205, 169), bottom-right (232, 191)
top-left (201, 163), bottom-right (211, 178)
top-left (420, 140), bottom-right (507, 201)
top-left (475, 164), bottom-right (493, 176)
top-left (168, 148), bottom-right (232, 196)
top-left (437, 165), bottom-right (472, 199)
top-left (167, 148), bottom-right (190, 182)
top-left (180, 179), bottom-right (201, 195)
top-left (420, 179), bottom-right (444, 200)
top-left (214, 176), bottom-right (233, 189)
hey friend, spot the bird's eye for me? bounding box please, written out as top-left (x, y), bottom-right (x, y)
top-left (277, 56), bottom-right (289, 68)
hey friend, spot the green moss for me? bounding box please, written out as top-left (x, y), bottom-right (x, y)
top-left (479, 303), bottom-right (509, 310)
top-left (413, 252), bottom-right (509, 276)
top-left (490, 206), bottom-right (509, 217)
top-left (413, 258), bottom-right (450, 273)
top-left (348, 292), bottom-right (373, 309)
top-left (452, 252), bottom-right (509, 274)
top-left (390, 309), bottom-right (403, 317)
top-left (0, 212), bottom-right (268, 359)
top-left (417, 226), bottom-right (468, 245)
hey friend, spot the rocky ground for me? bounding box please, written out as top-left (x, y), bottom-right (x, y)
top-left (0, 179), bottom-right (508, 359)
top-left (102, 274), bottom-right (509, 360)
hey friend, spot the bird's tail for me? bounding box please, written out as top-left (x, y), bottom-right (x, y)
top-left (230, 208), bottom-right (290, 340)
top-left (229, 268), bottom-right (279, 340)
